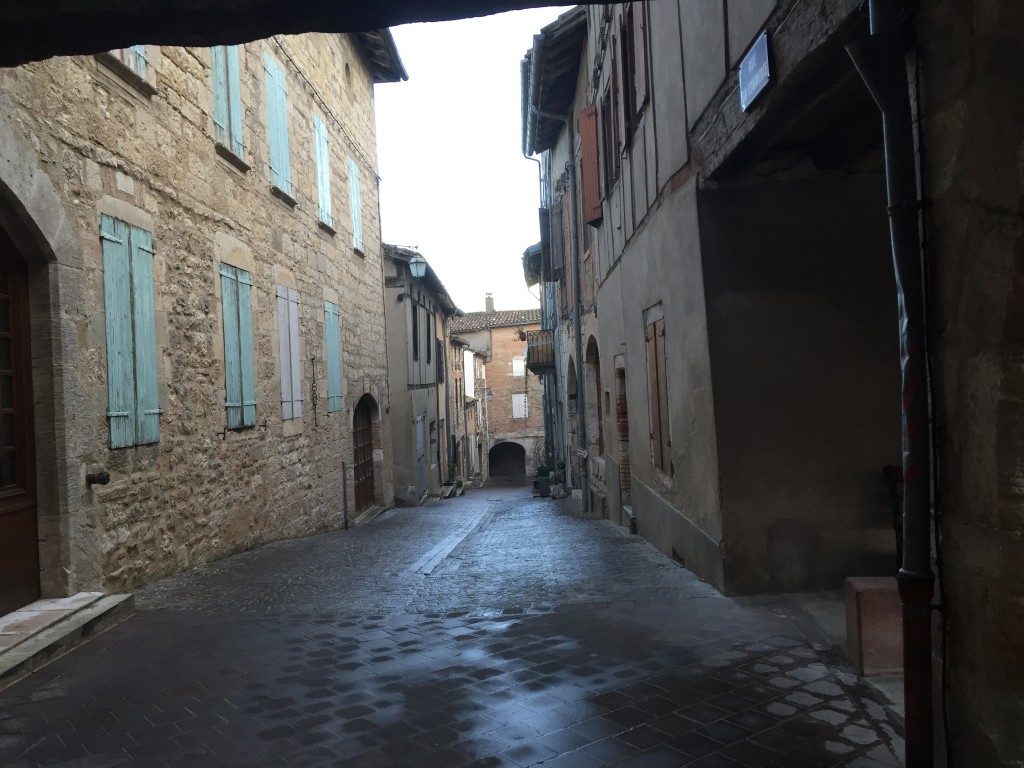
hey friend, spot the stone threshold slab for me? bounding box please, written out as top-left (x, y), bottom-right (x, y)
top-left (0, 593), bottom-right (135, 691)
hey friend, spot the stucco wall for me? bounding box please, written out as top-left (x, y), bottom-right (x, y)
top-left (700, 175), bottom-right (900, 594)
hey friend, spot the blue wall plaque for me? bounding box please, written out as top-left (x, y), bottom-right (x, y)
top-left (739, 32), bottom-right (771, 112)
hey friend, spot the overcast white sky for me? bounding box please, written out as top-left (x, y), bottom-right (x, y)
top-left (374, 7), bottom-right (565, 315)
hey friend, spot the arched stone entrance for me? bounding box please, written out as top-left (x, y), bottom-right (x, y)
top-left (489, 441), bottom-right (526, 477)
top-left (0, 108), bottom-right (86, 606)
top-left (0, 229), bottom-right (39, 614)
top-left (352, 394), bottom-right (380, 512)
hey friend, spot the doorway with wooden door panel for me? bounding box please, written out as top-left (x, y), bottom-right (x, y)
top-left (0, 231), bottom-right (39, 616)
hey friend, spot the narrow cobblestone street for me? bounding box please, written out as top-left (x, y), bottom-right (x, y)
top-left (0, 487), bottom-right (904, 767)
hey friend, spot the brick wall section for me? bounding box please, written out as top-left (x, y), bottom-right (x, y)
top-left (0, 33), bottom-right (394, 591)
top-left (486, 324), bottom-right (544, 468)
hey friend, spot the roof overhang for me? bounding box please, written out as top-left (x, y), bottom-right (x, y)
top-left (521, 6), bottom-right (587, 156)
top-left (383, 244), bottom-right (461, 316)
top-left (522, 242), bottom-right (542, 287)
top-left (356, 29), bottom-right (408, 84)
top-left (0, 0), bottom-right (574, 68)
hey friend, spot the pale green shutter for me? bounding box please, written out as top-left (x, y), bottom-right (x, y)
top-left (264, 53), bottom-right (291, 194)
top-left (220, 263), bottom-right (243, 429)
top-left (314, 114), bottom-right (332, 227)
top-left (226, 46), bottom-right (244, 157)
top-left (348, 157), bottom-right (363, 251)
top-left (211, 46), bottom-right (229, 146)
top-left (238, 269), bottom-right (256, 426)
top-left (130, 226), bottom-right (160, 445)
top-left (101, 215), bottom-right (135, 449)
top-left (130, 45), bottom-right (147, 77)
top-left (324, 301), bottom-right (342, 413)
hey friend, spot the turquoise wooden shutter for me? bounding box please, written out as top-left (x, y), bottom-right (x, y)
top-left (314, 114), bottom-right (332, 227)
top-left (101, 215), bottom-right (136, 449)
top-left (237, 269), bottom-right (257, 426)
top-left (130, 226), bottom-right (160, 445)
top-left (226, 46), bottom-right (244, 157)
top-left (211, 46), bottom-right (229, 146)
top-left (348, 156), bottom-right (363, 251)
top-left (130, 45), bottom-right (147, 76)
top-left (220, 263), bottom-right (243, 429)
top-left (324, 301), bottom-right (342, 413)
top-left (264, 53), bottom-right (291, 194)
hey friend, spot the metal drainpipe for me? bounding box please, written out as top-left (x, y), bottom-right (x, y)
top-left (847, 3), bottom-right (934, 766)
top-left (566, 118), bottom-right (589, 516)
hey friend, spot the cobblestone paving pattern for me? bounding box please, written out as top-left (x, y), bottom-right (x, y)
top-left (0, 487), bottom-right (904, 767)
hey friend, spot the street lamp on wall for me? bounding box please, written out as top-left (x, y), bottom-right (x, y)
top-left (408, 253), bottom-right (427, 279)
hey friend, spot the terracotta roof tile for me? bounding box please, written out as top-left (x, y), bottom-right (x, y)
top-left (449, 309), bottom-right (541, 333)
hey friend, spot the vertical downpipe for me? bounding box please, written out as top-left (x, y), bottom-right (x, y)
top-left (848, 3), bottom-right (934, 766)
top-left (342, 460), bottom-right (350, 530)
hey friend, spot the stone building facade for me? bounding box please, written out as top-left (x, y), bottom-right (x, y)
top-left (450, 301), bottom-right (544, 478)
top-left (0, 31), bottom-right (403, 611)
top-left (523, 1), bottom-right (1024, 763)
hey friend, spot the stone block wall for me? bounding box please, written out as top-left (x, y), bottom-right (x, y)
top-left (0, 32), bottom-right (394, 593)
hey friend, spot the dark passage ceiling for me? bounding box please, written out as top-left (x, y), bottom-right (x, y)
top-left (0, 0), bottom-right (573, 68)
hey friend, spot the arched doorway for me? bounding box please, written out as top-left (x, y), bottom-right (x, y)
top-left (353, 394), bottom-right (378, 512)
top-left (585, 336), bottom-right (603, 454)
top-left (0, 228), bottom-right (39, 615)
top-left (489, 441), bottom-right (526, 477)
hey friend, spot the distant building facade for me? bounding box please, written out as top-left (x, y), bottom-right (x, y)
top-left (382, 245), bottom-right (459, 504)
top-left (450, 297), bottom-right (544, 478)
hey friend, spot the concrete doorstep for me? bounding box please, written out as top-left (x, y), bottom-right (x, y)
top-left (0, 592), bottom-right (134, 691)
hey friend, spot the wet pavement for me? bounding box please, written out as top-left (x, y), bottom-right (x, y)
top-left (0, 486), bottom-right (904, 767)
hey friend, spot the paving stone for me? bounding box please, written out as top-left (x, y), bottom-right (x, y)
top-left (0, 488), bottom-right (902, 768)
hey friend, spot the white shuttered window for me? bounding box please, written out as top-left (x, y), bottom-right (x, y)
top-left (348, 156), bottom-right (363, 251)
top-left (276, 284), bottom-right (302, 420)
top-left (512, 393), bottom-right (528, 420)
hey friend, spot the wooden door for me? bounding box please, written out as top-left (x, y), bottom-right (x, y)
top-left (353, 396), bottom-right (374, 512)
top-left (0, 235), bottom-right (39, 615)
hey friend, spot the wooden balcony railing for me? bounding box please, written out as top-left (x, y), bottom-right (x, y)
top-left (526, 329), bottom-right (555, 374)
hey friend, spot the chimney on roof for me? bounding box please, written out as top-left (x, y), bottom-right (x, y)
top-left (485, 293), bottom-right (495, 313)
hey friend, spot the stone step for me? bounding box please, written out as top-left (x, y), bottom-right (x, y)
top-left (0, 593), bottom-right (135, 691)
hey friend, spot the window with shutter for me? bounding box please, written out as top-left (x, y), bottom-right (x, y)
top-left (220, 263), bottom-right (256, 429)
top-left (324, 301), bottom-right (343, 413)
top-left (264, 53), bottom-right (292, 196)
top-left (411, 303), bottom-right (419, 361)
top-left (645, 316), bottom-right (671, 474)
top-left (212, 46), bottom-right (245, 159)
top-left (276, 284), bottom-right (302, 420)
top-left (101, 215), bottom-right (160, 448)
top-left (512, 393), bottom-right (528, 420)
top-left (313, 114), bottom-right (333, 228)
top-left (512, 358), bottom-right (526, 378)
top-left (550, 196), bottom-right (564, 281)
top-left (348, 157), bottom-right (363, 252)
top-left (579, 105), bottom-right (602, 225)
